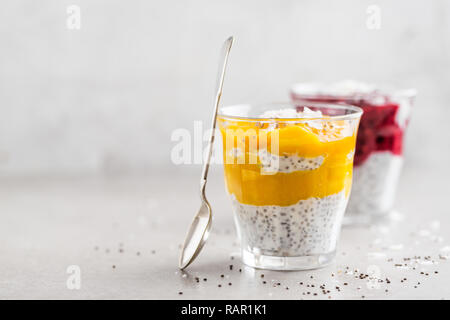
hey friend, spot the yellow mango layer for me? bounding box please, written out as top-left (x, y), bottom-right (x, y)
top-left (218, 117), bottom-right (357, 207)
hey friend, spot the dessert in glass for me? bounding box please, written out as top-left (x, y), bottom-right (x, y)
top-left (291, 81), bottom-right (416, 225)
top-left (217, 102), bottom-right (362, 270)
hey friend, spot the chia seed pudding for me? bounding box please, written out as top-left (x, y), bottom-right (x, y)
top-left (258, 149), bottom-right (325, 173)
top-left (291, 81), bottom-right (416, 224)
top-left (218, 103), bottom-right (362, 270)
top-left (347, 152), bottom-right (403, 217)
top-left (231, 191), bottom-right (347, 256)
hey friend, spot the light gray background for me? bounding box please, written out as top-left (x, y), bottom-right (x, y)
top-left (0, 0), bottom-right (449, 176)
top-left (0, 0), bottom-right (449, 300)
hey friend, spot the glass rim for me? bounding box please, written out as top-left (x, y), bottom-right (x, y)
top-left (291, 83), bottom-right (417, 101)
top-left (218, 102), bottom-right (363, 122)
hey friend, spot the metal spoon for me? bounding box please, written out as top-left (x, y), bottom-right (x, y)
top-left (178, 36), bottom-right (234, 270)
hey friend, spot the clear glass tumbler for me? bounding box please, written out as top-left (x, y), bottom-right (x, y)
top-left (291, 82), bottom-right (416, 225)
top-left (218, 102), bottom-right (362, 270)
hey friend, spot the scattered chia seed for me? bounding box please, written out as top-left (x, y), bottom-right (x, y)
top-left (178, 292), bottom-right (183, 295)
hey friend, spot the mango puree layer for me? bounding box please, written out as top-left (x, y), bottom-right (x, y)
top-left (218, 117), bottom-right (357, 207)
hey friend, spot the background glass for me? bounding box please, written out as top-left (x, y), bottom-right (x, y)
top-left (291, 86), bottom-right (416, 224)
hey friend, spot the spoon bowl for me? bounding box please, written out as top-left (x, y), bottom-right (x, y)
top-left (179, 201), bottom-right (212, 269)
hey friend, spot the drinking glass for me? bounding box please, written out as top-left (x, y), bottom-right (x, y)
top-left (218, 102), bottom-right (362, 270)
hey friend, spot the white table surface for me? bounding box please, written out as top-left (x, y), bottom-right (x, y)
top-left (0, 165), bottom-right (449, 300)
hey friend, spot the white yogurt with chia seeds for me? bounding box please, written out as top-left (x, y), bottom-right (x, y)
top-left (345, 152), bottom-right (403, 220)
top-left (231, 191), bottom-right (347, 256)
top-left (258, 149), bottom-right (325, 174)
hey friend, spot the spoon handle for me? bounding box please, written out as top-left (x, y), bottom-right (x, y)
top-left (200, 36), bottom-right (234, 197)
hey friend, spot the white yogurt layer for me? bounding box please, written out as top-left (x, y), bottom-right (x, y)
top-left (230, 191), bottom-right (347, 256)
top-left (258, 149), bottom-right (324, 173)
top-left (346, 151), bottom-right (403, 216)
top-left (225, 148), bottom-right (325, 173)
